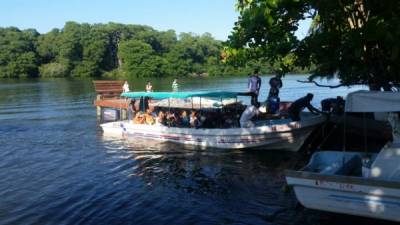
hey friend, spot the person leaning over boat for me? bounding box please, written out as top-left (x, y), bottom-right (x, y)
top-left (321, 96), bottom-right (345, 115)
top-left (240, 103), bottom-right (267, 128)
top-left (248, 69), bottom-right (262, 106)
top-left (288, 93), bottom-right (322, 121)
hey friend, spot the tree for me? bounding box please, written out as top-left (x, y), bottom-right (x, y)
top-left (228, 0), bottom-right (400, 90)
top-left (37, 28), bottom-right (60, 64)
top-left (0, 27), bottom-right (39, 78)
top-left (0, 21), bottom-right (251, 78)
top-left (118, 39), bottom-right (161, 77)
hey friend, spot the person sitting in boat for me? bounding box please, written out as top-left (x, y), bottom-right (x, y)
top-left (145, 109), bottom-right (155, 125)
top-left (128, 99), bottom-right (136, 120)
top-left (156, 111), bottom-right (167, 126)
top-left (288, 93), bottom-right (322, 121)
top-left (166, 111), bottom-right (178, 127)
top-left (190, 111), bottom-right (201, 128)
top-left (240, 103), bottom-right (267, 128)
top-left (180, 110), bottom-right (190, 127)
top-left (139, 96), bottom-right (150, 112)
top-left (133, 112), bottom-right (146, 124)
top-left (222, 112), bottom-right (235, 128)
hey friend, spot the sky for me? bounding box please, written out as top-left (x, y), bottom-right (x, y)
top-left (0, 0), bottom-right (309, 41)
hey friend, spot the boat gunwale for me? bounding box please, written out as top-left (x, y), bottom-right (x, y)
top-left (285, 169), bottom-right (400, 189)
top-left (102, 114), bottom-right (325, 136)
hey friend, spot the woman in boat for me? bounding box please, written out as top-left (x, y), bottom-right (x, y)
top-left (180, 110), bottom-right (190, 127)
top-left (156, 111), bottom-right (167, 126)
top-left (145, 109), bottom-right (155, 125)
top-left (190, 111), bottom-right (201, 128)
top-left (166, 111), bottom-right (178, 127)
top-left (133, 112), bottom-right (146, 124)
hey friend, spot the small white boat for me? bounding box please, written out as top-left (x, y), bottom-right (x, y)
top-left (286, 90), bottom-right (400, 222)
top-left (101, 91), bottom-right (325, 150)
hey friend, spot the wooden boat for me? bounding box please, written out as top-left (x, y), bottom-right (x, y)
top-left (100, 91), bottom-right (325, 150)
top-left (286, 91), bottom-right (400, 222)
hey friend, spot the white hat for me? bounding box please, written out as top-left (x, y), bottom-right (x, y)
top-left (258, 104), bottom-right (267, 113)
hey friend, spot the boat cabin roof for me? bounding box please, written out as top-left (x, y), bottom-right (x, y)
top-left (121, 91), bottom-right (239, 99)
top-left (345, 90), bottom-right (400, 112)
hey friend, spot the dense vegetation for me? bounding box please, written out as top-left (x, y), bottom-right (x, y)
top-left (228, 0), bottom-right (400, 90)
top-left (0, 21), bottom-right (307, 79)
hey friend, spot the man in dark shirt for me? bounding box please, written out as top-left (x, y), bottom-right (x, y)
top-left (267, 76), bottom-right (283, 113)
top-left (288, 93), bottom-right (321, 121)
top-left (268, 76), bottom-right (283, 99)
top-left (248, 69), bottom-right (262, 106)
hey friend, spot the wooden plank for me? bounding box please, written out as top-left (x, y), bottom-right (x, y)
top-left (93, 80), bottom-right (124, 85)
top-left (93, 80), bottom-right (125, 97)
top-left (95, 88), bottom-right (123, 93)
top-left (94, 99), bottom-right (129, 109)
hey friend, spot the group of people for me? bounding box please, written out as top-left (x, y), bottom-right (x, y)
top-left (124, 70), bottom-right (346, 129)
top-left (248, 68), bottom-right (283, 114)
top-left (122, 79), bottom-right (179, 93)
top-left (243, 69), bottom-right (346, 126)
top-left (131, 108), bottom-right (237, 129)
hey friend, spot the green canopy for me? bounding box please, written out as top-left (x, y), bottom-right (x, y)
top-left (121, 91), bottom-right (239, 99)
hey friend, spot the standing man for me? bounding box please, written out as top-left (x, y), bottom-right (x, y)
top-left (267, 75), bottom-right (283, 114)
top-left (248, 68), bottom-right (262, 106)
top-left (145, 81), bottom-right (153, 92)
top-left (172, 78), bottom-right (179, 92)
top-left (122, 80), bottom-right (130, 93)
top-left (268, 76), bottom-right (282, 99)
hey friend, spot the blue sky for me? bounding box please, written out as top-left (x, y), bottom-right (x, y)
top-left (0, 0), bottom-right (309, 41)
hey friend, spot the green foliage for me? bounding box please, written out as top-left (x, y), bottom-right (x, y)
top-left (1, 21), bottom-right (311, 79)
top-left (39, 62), bottom-right (68, 77)
top-left (229, 0), bottom-right (400, 89)
top-left (0, 27), bottom-right (39, 77)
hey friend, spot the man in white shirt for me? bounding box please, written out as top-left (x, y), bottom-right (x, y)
top-left (240, 104), bottom-right (266, 128)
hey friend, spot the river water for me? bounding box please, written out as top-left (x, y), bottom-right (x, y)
top-left (0, 75), bottom-right (394, 225)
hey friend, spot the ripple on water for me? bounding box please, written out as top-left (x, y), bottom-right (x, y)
top-left (1, 78), bottom-right (395, 225)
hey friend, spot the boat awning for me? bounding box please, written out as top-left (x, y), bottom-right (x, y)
top-left (345, 90), bottom-right (400, 112)
top-left (121, 91), bottom-right (239, 99)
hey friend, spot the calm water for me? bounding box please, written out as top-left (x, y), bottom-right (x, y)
top-left (0, 75), bottom-right (393, 225)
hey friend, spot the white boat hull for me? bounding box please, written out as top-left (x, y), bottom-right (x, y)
top-left (286, 171), bottom-right (400, 222)
top-left (101, 115), bottom-right (325, 150)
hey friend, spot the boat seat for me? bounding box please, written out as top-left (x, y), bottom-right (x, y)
top-left (304, 151), bottom-right (362, 175)
top-left (370, 142), bottom-right (400, 181)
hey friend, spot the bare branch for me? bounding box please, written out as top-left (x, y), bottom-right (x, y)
top-left (296, 80), bottom-right (359, 88)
